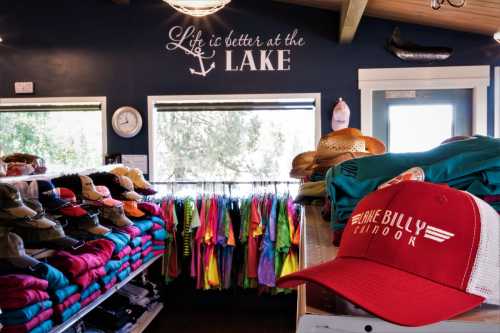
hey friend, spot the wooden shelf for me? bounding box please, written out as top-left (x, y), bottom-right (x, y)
top-left (49, 254), bottom-right (162, 333)
top-left (297, 206), bottom-right (500, 333)
top-left (131, 302), bottom-right (164, 333)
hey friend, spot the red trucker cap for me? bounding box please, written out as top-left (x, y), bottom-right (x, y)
top-left (277, 181), bottom-right (499, 327)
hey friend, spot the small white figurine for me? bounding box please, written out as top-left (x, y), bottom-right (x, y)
top-left (331, 98), bottom-right (351, 131)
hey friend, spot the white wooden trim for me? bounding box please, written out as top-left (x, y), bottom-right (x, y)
top-left (495, 67), bottom-right (500, 138)
top-left (0, 96), bottom-right (108, 162)
top-left (147, 93), bottom-right (321, 181)
top-left (358, 66), bottom-right (491, 136)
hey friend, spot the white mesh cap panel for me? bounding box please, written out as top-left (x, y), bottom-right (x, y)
top-left (466, 194), bottom-right (500, 305)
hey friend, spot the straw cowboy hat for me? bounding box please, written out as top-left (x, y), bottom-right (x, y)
top-left (290, 128), bottom-right (386, 179)
top-left (290, 151), bottom-right (316, 179)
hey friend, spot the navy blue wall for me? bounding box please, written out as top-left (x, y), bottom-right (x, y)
top-left (0, 0), bottom-right (499, 158)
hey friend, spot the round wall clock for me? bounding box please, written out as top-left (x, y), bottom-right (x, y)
top-left (112, 106), bottom-right (143, 138)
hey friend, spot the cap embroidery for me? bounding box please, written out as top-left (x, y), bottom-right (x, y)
top-left (351, 209), bottom-right (455, 247)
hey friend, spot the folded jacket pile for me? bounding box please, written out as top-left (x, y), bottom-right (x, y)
top-left (326, 135), bottom-right (500, 232)
top-left (0, 274), bottom-right (54, 333)
top-left (47, 239), bottom-right (115, 313)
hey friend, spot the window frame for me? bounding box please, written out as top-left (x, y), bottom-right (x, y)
top-left (147, 93), bottom-right (321, 181)
top-left (358, 65), bottom-right (491, 136)
top-left (0, 96), bottom-right (108, 163)
top-left (495, 66), bottom-right (499, 138)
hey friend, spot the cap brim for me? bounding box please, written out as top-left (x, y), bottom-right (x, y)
top-left (30, 216), bottom-right (57, 229)
top-left (4, 255), bottom-right (41, 269)
top-left (5, 205), bottom-right (38, 218)
top-left (101, 198), bottom-right (123, 207)
top-left (112, 215), bottom-right (134, 227)
top-left (46, 237), bottom-right (85, 250)
top-left (87, 225), bottom-right (111, 235)
top-left (124, 191), bottom-right (143, 201)
top-left (135, 188), bottom-right (157, 196)
top-left (40, 197), bottom-right (69, 211)
top-left (124, 208), bottom-right (145, 218)
top-left (59, 205), bottom-right (88, 218)
top-left (277, 258), bottom-right (484, 327)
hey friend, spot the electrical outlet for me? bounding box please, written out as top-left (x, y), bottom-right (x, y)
top-left (14, 82), bottom-right (34, 94)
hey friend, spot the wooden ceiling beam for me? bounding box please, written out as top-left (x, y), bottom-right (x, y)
top-left (339, 0), bottom-right (368, 43)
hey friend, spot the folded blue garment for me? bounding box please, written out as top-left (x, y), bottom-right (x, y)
top-left (80, 282), bottom-right (100, 300)
top-left (141, 241), bottom-right (152, 250)
top-left (59, 302), bottom-right (81, 322)
top-left (143, 252), bottom-right (154, 263)
top-left (117, 267), bottom-right (131, 282)
top-left (37, 263), bottom-right (69, 291)
top-left (105, 232), bottom-right (131, 253)
top-left (105, 259), bottom-right (122, 273)
top-left (130, 237), bottom-right (142, 248)
top-left (52, 284), bottom-right (79, 304)
top-left (130, 252), bottom-right (141, 263)
top-left (101, 270), bottom-right (119, 286)
top-left (151, 216), bottom-right (165, 226)
top-left (153, 245), bottom-right (166, 251)
top-left (152, 229), bottom-right (167, 241)
top-left (133, 220), bottom-right (154, 235)
top-left (29, 319), bottom-right (53, 333)
top-left (0, 300), bottom-right (52, 325)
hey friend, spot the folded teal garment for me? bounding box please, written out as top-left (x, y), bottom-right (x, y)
top-left (141, 241), bottom-right (152, 250)
top-left (130, 237), bottom-right (142, 248)
top-left (143, 253), bottom-right (154, 263)
top-left (28, 319), bottom-right (53, 333)
top-left (133, 220), bottom-right (154, 235)
top-left (152, 245), bottom-right (165, 251)
top-left (80, 282), bottom-right (100, 300)
top-left (105, 232), bottom-right (131, 253)
top-left (152, 229), bottom-right (167, 241)
top-left (117, 267), bottom-right (131, 282)
top-left (151, 216), bottom-right (165, 226)
top-left (0, 300), bottom-right (52, 325)
top-left (101, 270), bottom-right (119, 285)
top-left (59, 302), bottom-right (81, 322)
top-left (105, 259), bottom-right (122, 273)
top-left (37, 263), bottom-right (69, 291)
top-left (327, 136), bottom-right (500, 230)
top-left (119, 256), bottom-right (130, 265)
top-left (130, 252), bottom-right (141, 263)
top-left (52, 284), bottom-right (79, 304)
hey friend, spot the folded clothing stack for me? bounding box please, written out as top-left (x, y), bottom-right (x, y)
top-left (48, 239), bottom-right (114, 290)
top-left (140, 234), bottom-right (154, 263)
top-left (0, 274), bottom-right (54, 333)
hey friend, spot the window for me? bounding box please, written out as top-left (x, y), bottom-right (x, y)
top-left (0, 97), bottom-right (106, 172)
top-left (388, 104), bottom-right (453, 153)
top-left (148, 94), bottom-right (320, 183)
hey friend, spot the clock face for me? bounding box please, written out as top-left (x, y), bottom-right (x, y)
top-left (112, 107), bottom-right (143, 138)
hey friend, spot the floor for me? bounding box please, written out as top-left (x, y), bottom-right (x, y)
top-left (145, 274), bottom-right (297, 333)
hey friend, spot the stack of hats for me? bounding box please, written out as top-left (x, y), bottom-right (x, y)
top-left (1, 153), bottom-right (46, 177)
top-left (291, 128), bottom-right (386, 203)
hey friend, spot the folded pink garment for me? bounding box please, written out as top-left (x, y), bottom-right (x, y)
top-left (116, 225), bottom-right (141, 238)
top-left (130, 246), bottom-right (141, 256)
top-left (112, 245), bottom-right (131, 260)
top-left (1, 308), bottom-right (53, 333)
top-left (141, 247), bottom-right (152, 258)
top-left (0, 289), bottom-right (50, 310)
top-left (131, 260), bottom-right (143, 271)
top-left (73, 266), bottom-right (106, 289)
top-left (54, 293), bottom-right (81, 313)
top-left (0, 274), bottom-right (48, 291)
top-left (81, 290), bottom-right (102, 308)
top-left (117, 262), bottom-right (130, 273)
top-left (103, 277), bottom-right (117, 291)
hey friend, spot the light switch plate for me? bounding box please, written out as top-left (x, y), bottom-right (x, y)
top-left (14, 82), bottom-right (34, 94)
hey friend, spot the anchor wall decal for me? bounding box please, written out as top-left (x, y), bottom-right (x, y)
top-left (166, 42), bottom-right (216, 77)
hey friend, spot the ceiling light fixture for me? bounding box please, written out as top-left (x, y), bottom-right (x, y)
top-left (164, 0), bottom-right (230, 17)
top-left (431, 0), bottom-right (466, 10)
top-left (495, 32), bottom-right (500, 43)
top-left (0, 37), bottom-right (3, 43)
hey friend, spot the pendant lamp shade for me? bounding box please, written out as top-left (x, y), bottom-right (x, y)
top-left (164, 0), bottom-right (231, 17)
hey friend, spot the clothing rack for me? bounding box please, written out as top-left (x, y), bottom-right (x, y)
top-left (151, 180), bottom-right (300, 196)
